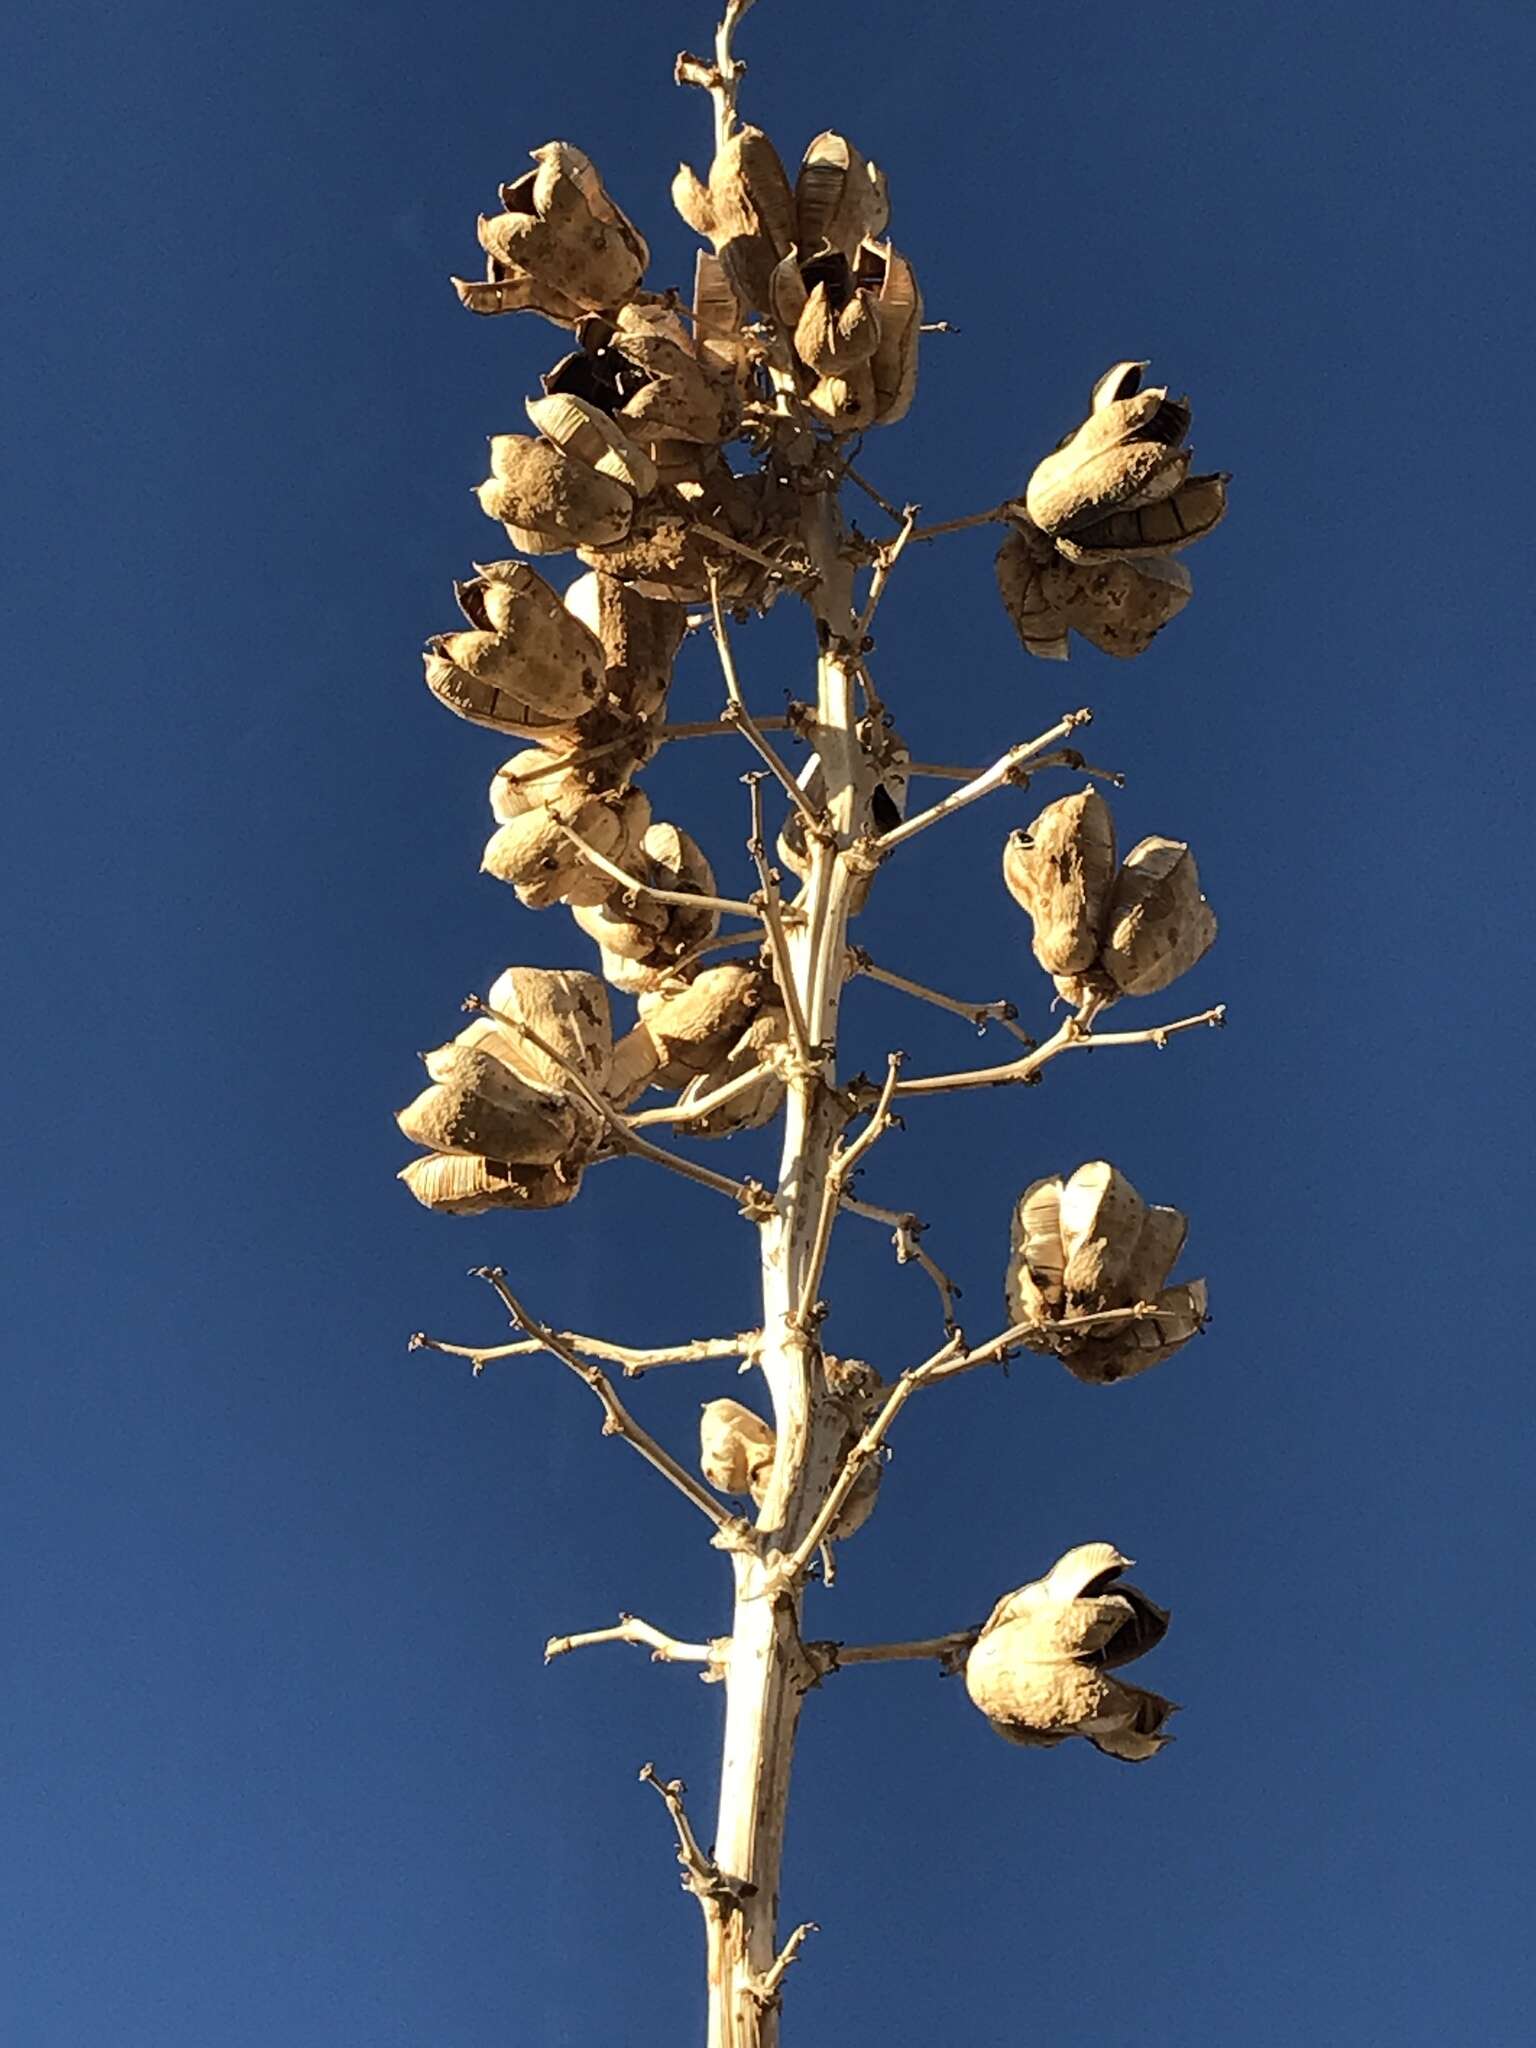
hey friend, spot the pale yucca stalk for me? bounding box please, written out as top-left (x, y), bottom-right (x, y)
top-left (406, 4), bottom-right (1229, 2041)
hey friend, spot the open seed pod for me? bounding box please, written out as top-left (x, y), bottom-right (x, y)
top-left (1025, 361), bottom-right (1193, 538)
top-left (636, 961), bottom-right (765, 1087)
top-left (490, 746), bottom-right (610, 825)
top-left (965, 1543), bottom-right (1176, 1761)
top-left (579, 505), bottom-right (765, 606)
top-left (672, 125), bottom-right (795, 314)
top-left (481, 790), bottom-right (635, 910)
top-left (397, 1152), bottom-right (584, 1214)
top-left (1100, 837), bottom-right (1217, 997)
top-left (453, 142), bottom-right (648, 326)
top-left (1045, 554), bottom-right (1193, 657)
top-left (692, 252), bottom-right (749, 382)
top-left (605, 303), bottom-right (740, 447)
top-left (477, 433), bottom-right (636, 555)
top-left (674, 1001), bottom-right (789, 1138)
top-left (1002, 788), bottom-right (1118, 976)
top-left (995, 524), bottom-right (1071, 661)
top-left (397, 1044), bottom-right (578, 1166)
top-left (482, 965), bottom-right (614, 1100)
top-left (1055, 475), bottom-right (1229, 564)
top-left (699, 1397), bottom-right (777, 1502)
top-left (578, 821), bottom-right (721, 971)
top-left (425, 561), bottom-right (608, 734)
top-left (563, 571), bottom-right (687, 724)
top-left (525, 392), bottom-right (657, 498)
top-left (795, 132), bottom-right (889, 258)
top-left (1005, 1164), bottom-right (1207, 1383)
top-left (857, 242), bottom-right (921, 424)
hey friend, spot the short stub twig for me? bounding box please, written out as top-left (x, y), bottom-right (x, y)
top-left (748, 1922), bottom-right (820, 2008)
top-left (809, 1629), bottom-right (980, 1677)
top-left (546, 1615), bottom-right (725, 1677)
top-left (640, 1763), bottom-right (756, 1905)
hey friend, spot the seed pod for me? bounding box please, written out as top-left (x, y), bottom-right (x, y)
top-left (477, 434), bottom-right (635, 554)
top-left (489, 747), bottom-right (600, 824)
top-left (1058, 1280), bottom-right (1209, 1386)
top-left (1121, 1204), bottom-right (1190, 1304)
top-left (795, 133), bottom-right (889, 258)
top-left (995, 526), bottom-right (1070, 661)
top-left (424, 562), bottom-right (607, 734)
top-left (606, 1020), bottom-right (665, 1104)
top-left (454, 142), bottom-right (648, 326)
top-left (398, 1152), bottom-right (583, 1214)
top-left (1040, 554), bottom-right (1193, 658)
top-left (579, 510), bottom-right (761, 606)
top-left (396, 1047), bottom-right (577, 1166)
top-left (1058, 1161), bottom-right (1149, 1312)
top-left (674, 1003), bottom-right (789, 1138)
top-left (1055, 474), bottom-right (1229, 564)
top-left (571, 887), bottom-right (671, 961)
top-left (481, 792), bottom-right (628, 909)
top-left (804, 364), bottom-right (879, 433)
top-left (608, 305), bottom-right (739, 447)
top-left (1005, 1175), bottom-right (1068, 1336)
top-left (692, 250), bottom-right (748, 378)
top-left (643, 822), bottom-right (719, 950)
top-left (1002, 789), bottom-right (1118, 976)
top-left (1101, 837), bottom-right (1217, 997)
top-left (793, 277), bottom-right (882, 377)
top-left (1025, 364), bottom-right (1193, 537)
top-left (483, 965), bottom-right (613, 1097)
top-left (699, 1397), bottom-right (777, 1500)
top-left (564, 569), bottom-right (687, 720)
top-left (672, 125), bottom-right (795, 312)
top-left (857, 242), bottom-right (921, 424)
top-left (524, 392), bottom-right (658, 498)
top-left (640, 961), bottom-right (764, 1085)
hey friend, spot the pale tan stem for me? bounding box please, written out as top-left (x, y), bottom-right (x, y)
top-left (894, 1003), bottom-right (1227, 1098)
top-left (817, 1630), bottom-right (979, 1670)
top-left (850, 949), bottom-right (1037, 1047)
top-left (556, 822), bottom-right (764, 922)
top-left (410, 1328), bottom-right (758, 1377)
top-left (750, 1923), bottom-right (819, 2007)
top-left (873, 713), bottom-right (1095, 854)
top-left (470, 1268), bottom-right (752, 1542)
top-left (675, 0), bottom-right (757, 150)
top-left (839, 1198), bottom-right (963, 1333)
top-left (710, 572), bottom-right (824, 833)
top-left (659, 717), bottom-right (794, 741)
top-left (853, 505), bottom-right (917, 642)
top-left (792, 1053), bottom-right (904, 1330)
top-left (744, 773), bottom-right (815, 1066)
top-left (545, 1616), bottom-right (723, 1668)
top-left (904, 502), bottom-right (1013, 543)
top-left (626, 1064), bottom-right (773, 1130)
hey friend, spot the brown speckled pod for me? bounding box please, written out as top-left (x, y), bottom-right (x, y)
top-left (396, 1046), bottom-right (577, 1166)
top-left (1101, 836), bottom-right (1217, 997)
top-left (483, 966), bottom-right (614, 1097)
top-left (1002, 788), bottom-right (1118, 977)
top-left (453, 142), bottom-right (648, 327)
top-left (858, 241), bottom-right (921, 424)
top-left (1055, 474), bottom-right (1229, 564)
top-left (638, 961), bottom-right (764, 1086)
top-left (1041, 554), bottom-right (1193, 657)
top-left (477, 434), bottom-right (635, 554)
top-left (995, 525), bottom-right (1070, 661)
top-left (674, 1003), bottom-right (789, 1138)
top-left (524, 392), bottom-right (658, 498)
top-left (563, 569), bottom-right (687, 725)
top-left (1025, 361), bottom-right (1192, 537)
top-left (425, 561), bottom-right (607, 734)
top-left (1058, 1160), bottom-right (1149, 1312)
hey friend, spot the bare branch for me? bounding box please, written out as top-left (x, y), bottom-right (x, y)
top-left (639, 1763), bottom-right (754, 1904)
top-left (744, 772), bottom-right (815, 1066)
top-left (812, 1630), bottom-right (979, 1673)
top-left (850, 949), bottom-right (1037, 1047)
top-left (411, 1326), bottom-right (759, 1378)
top-left (873, 712), bottom-right (1095, 854)
top-left (659, 716), bottom-right (794, 741)
top-left (894, 1002), bottom-right (1228, 1099)
top-left (904, 502), bottom-right (1014, 544)
top-left (836, 455), bottom-right (903, 523)
top-left (853, 504), bottom-right (917, 642)
top-left (792, 1053), bottom-right (904, 1330)
top-left (626, 1062), bottom-right (773, 1130)
top-left (470, 1269), bottom-right (752, 1541)
top-left (839, 1197), bottom-right (963, 1335)
top-left (750, 1922), bottom-right (819, 2007)
top-left (710, 571), bottom-right (824, 833)
top-left (545, 1615), bottom-right (724, 1671)
top-left (555, 822), bottom-right (764, 922)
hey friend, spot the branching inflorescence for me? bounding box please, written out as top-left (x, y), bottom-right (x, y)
top-left (400, 5), bottom-right (1230, 2040)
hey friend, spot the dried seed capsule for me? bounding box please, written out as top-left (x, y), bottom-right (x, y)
top-left (1057, 1160), bottom-right (1149, 1312)
top-left (1039, 554), bottom-right (1193, 658)
top-left (1004, 1175), bottom-right (1068, 1336)
top-left (481, 793), bottom-right (627, 909)
top-left (639, 961), bottom-right (764, 1085)
top-left (396, 1047), bottom-right (578, 1166)
top-left (674, 1004), bottom-right (789, 1138)
top-left (792, 275), bottom-right (883, 377)
top-left (424, 562), bottom-right (607, 734)
top-left (454, 141), bottom-right (648, 326)
top-left (1100, 837), bottom-right (1217, 997)
top-left (563, 569), bottom-right (687, 723)
top-left (672, 125), bottom-right (796, 313)
top-left (483, 966), bottom-right (614, 1096)
top-left (1055, 474), bottom-right (1229, 563)
top-left (606, 1020), bottom-right (665, 1104)
top-left (795, 133), bottom-right (889, 258)
top-left (699, 1397), bottom-right (777, 1501)
top-left (1058, 1280), bottom-right (1209, 1386)
top-left (477, 434), bottom-right (635, 553)
top-left (856, 241), bottom-right (921, 424)
top-left (1025, 362), bottom-right (1193, 537)
top-left (1121, 1204), bottom-right (1190, 1304)
top-left (1002, 788), bottom-right (1118, 976)
top-left (398, 1152), bottom-right (583, 1214)
top-left (996, 525), bottom-right (1071, 661)
top-left (524, 392), bottom-right (658, 498)
top-left (489, 747), bottom-right (600, 824)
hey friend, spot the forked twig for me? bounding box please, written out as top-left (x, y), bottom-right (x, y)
top-left (639, 1763), bottom-right (754, 1903)
top-left (793, 1053), bottom-right (905, 1330)
top-left (749, 1922), bottom-right (819, 2007)
top-left (839, 1196), bottom-right (962, 1335)
top-left (874, 713), bottom-right (1096, 854)
top-left (853, 504), bottom-right (917, 642)
top-left (555, 822), bottom-right (763, 923)
top-left (546, 1615), bottom-right (723, 1670)
top-left (410, 1327), bottom-right (759, 1378)
top-left (849, 949), bottom-right (1037, 1047)
top-left (894, 1003), bottom-right (1228, 1097)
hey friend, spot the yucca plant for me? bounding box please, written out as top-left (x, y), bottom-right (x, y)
top-left (404, 4), bottom-right (1229, 2040)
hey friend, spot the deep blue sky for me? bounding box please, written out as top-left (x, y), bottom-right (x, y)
top-left (5, 2), bottom-right (1533, 2042)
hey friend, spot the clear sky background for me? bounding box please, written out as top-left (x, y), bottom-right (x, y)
top-left (4, 1), bottom-right (1532, 2042)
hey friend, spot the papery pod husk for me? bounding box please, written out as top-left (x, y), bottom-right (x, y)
top-left (1120, 1203), bottom-right (1190, 1305)
top-left (643, 822), bottom-right (718, 943)
top-left (804, 364), bottom-right (879, 433)
top-left (966, 1640), bottom-right (1123, 1736)
top-left (395, 1053), bottom-right (578, 1167)
top-left (524, 393), bottom-right (658, 498)
top-left (673, 125), bottom-right (795, 313)
top-left (675, 1003), bottom-right (789, 1138)
top-left (1058, 1160), bottom-right (1149, 1312)
top-left (478, 435), bottom-right (636, 553)
top-left (460, 144), bottom-right (647, 327)
top-left (609, 308), bottom-right (739, 446)
top-left (595, 944), bottom-right (673, 998)
top-left (1085, 1682), bottom-right (1179, 1761)
top-left (480, 794), bottom-right (628, 910)
top-left (606, 1020), bottom-right (665, 1104)
top-left (489, 746), bottom-right (602, 825)
top-left (996, 527), bottom-right (1071, 661)
top-left (563, 570), bottom-right (687, 724)
top-left (483, 965), bottom-right (614, 1097)
top-left (793, 280), bottom-right (882, 377)
top-left (429, 560), bottom-right (607, 729)
top-left (692, 251), bottom-right (749, 379)
top-left (1041, 554), bottom-right (1193, 659)
top-left (699, 1396), bottom-right (778, 1500)
top-left (858, 242), bottom-right (921, 424)
top-left (1056, 474), bottom-right (1229, 564)
top-left (424, 644), bottom-right (581, 739)
top-left (580, 511), bottom-right (764, 606)
top-left (1005, 1174), bottom-right (1067, 1337)
top-left (1028, 435), bottom-right (1192, 540)
top-left (1101, 836), bottom-right (1217, 997)
top-left (398, 1151), bottom-right (583, 1215)
top-left (640, 961), bottom-right (764, 1084)
top-left (570, 886), bottom-right (671, 961)
top-left (1059, 1281), bottom-right (1208, 1387)
top-left (795, 132), bottom-right (889, 259)
top-left (978, 1590), bottom-right (1147, 1670)
top-left (1002, 788), bottom-right (1118, 976)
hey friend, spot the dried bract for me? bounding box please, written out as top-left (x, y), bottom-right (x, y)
top-left (454, 142), bottom-right (648, 327)
top-left (965, 1543), bottom-right (1176, 1760)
